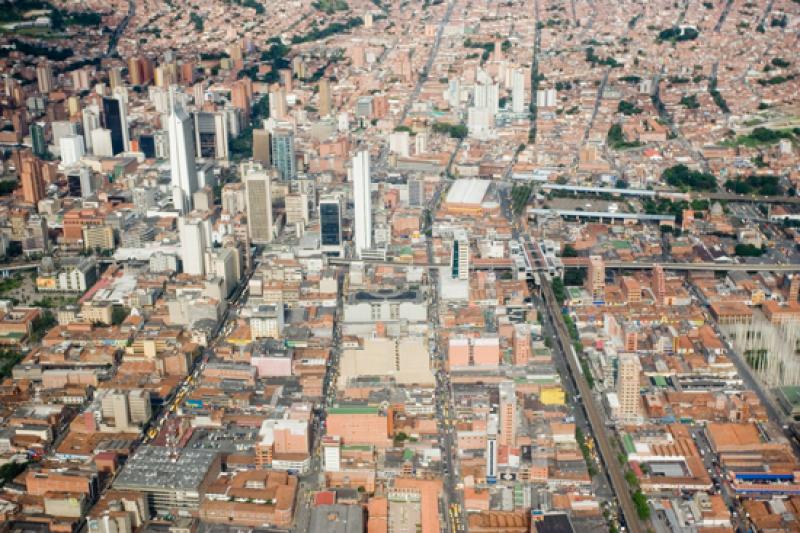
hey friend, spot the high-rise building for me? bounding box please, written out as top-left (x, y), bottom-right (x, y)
top-left (244, 167), bottom-right (273, 244)
top-left (59, 135), bottom-right (85, 166)
top-left (167, 89), bottom-right (198, 213)
top-left (285, 193), bottom-right (309, 225)
top-left (178, 216), bottom-right (207, 276)
top-left (512, 68), bottom-right (525, 113)
top-left (269, 88), bottom-right (288, 120)
top-left (486, 414), bottom-right (498, 480)
top-left (352, 150), bottom-right (372, 256)
top-left (31, 122), bottom-right (47, 157)
top-left (270, 129), bottom-right (295, 180)
top-left (194, 111), bottom-right (229, 160)
top-left (389, 131), bottom-right (410, 157)
top-left (450, 231), bottom-right (469, 280)
top-left (319, 78), bottom-right (332, 117)
top-left (36, 62), bottom-right (53, 94)
top-left (498, 381), bottom-right (516, 447)
top-left (21, 155), bottom-right (46, 205)
top-left (617, 354), bottom-right (641, 420)
top-left (81, 105), bottom-right (101, 152)
top-left (653, 264), bottom-right (666, 306)
top-left (253, 129), bottom-right (271, 164)
top-left (319, 195), bottom-right (343, 253)
top-left (586, 255), bottom-right (605, 303)
top-left (90, 128), bottom-right (114, 157)
top-left (101, 96), bottom-right (129, 154)
top-left (415, 131), bottom-right (428, 155)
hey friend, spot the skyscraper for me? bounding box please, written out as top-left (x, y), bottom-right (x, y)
top-left (178, 216), bottom-right (206, 276)
top-left (244, 167), bottom-right (273, 244)
top-left (450, 231), bottom-right (469, 280)
top-left (319, 195), bottom-right (343, 253)
top-left (194, 111), bottom-right (229, 160)
top-left (512, 68), bottom-right (525, 114)
top-left (253, 129), bottom-right (271, 164)
top-left (31, 122), bottom-right (47, 157)
top-left (102, 96), bottom-right (129, 155)
top-left (352, 150), bottom-right (372, 256)
top-left (167, 89), bottom-right (198, 213)
top-left (617, 354), bottom-right (641, 420)
top-left (81, 105), bottom-right (101, 152)
top-left (59, 135), bottom-right (85, 166)
top-left (270, 129), bottom-right (295, 180)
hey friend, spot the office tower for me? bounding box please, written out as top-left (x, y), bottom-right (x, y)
top-left (269, 87), bottom-right (288, 120)
top-left (653, 264), bottom-right (666, 306)
top-left (138, 134), bottom-right (155, 158)
top-left (244, 167), bottom-right (273, 244)
top-left (59, 135), bottom-right (85, 166)
top-left (319, 78), bottom-right (332, 117)
top-left (178, 216), bottom-right (206, 276)
top-left (253, 129), bottom-right (271, 164)
top-left (36, 62), bottom-right (53, 94)
top-left (91, 129), bottom-right (114, 157)
top-left (167, 89), bottom-right (198, 213)
top-left (389, 131), bottom-right (410, 157)
top-left (271, 129), bottom-right (295, 180)
top-left (450, 231), bottom-right (469, 280)
top-left (352, 150), bottom-right (372, 256)
top-left (231, 79), bottom-right (251, 116)
top-left (285, 193), bottom-right (309, 225)
top-left (108, 67), bottom-right (123, 90)
top-left (194, 111), bottom-right (229, 160)
top-left (617, 354), bottom-right (641, 420)
top-left (67, 167), bottom-right (93, 198)
top-left (102, 96), bottom-right (129, 154)
top-left (21, 156), bottom-right (46, 204)
top-left (52, 121), bottom-right (77, 149)
top-left (408, 178), bottom-right (423, 207)
top-left (512, 68), bottom-right (525, 113)
top-left (586, 255), bottom-right (606, 303)
top-left (498, 381), bottom-right (516, 447)
top-left (82, 105), bottom-right (101, 152)
top-left (31, 122), bottom-right (47, 157)
top-left (320, 196), bottom-right (343, 252)
top-left (486, 414), bottom-right (498, 480)
top-left (473, 80), bottom-right (499, 115)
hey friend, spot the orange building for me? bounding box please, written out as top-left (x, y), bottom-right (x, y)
top-left (326, 405), bottom-right (392, 448)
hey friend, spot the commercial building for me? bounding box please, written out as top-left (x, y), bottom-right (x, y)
top-left (352, 150), bottom-right (372, 256)
top-left (113, 446), bottom-right (221, 516)
top-left (320, 195), bottom-right (343, 254)
top-left (102, 96), bottom-right (129, 155)
top-left (168, 89), bottom-right (198, 213)
top-left (271, 129), bottom-right (296, 180)
top-left (244, 166), bottom-right (273, 244)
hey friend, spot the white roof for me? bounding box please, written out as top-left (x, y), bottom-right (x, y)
top-left (445, 179), bottom-right (490, 206)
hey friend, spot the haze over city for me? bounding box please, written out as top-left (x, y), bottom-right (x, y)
top-left (0, 0), bottom-right (799, 532)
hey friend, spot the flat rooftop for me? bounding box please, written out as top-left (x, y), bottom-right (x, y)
top-left (113, 446), bottom-right (218, 491)
top-left (445, 179), bottom-right (491, 206)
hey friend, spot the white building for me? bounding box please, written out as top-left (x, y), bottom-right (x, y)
top-left (389, 131), bottom-right (410, 157)
top-left (352, 150), bottom-right (372, 256)
top-left (512, 68), bottom-right (526, 114)
top-left (168, 88), bottom-right (198, 214)
top-left (90, 128), bottom-right (113, 157)
top-left (178, 216), bottom-right (207, 276)
top-left (59, 135), bottom-right (85, 166)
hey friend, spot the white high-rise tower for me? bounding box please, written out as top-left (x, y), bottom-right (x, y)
top-left (512, 68), bottom-right (525, 114)
top-left (168, 88), bottom-right (198, 214)
top-left (352, 150), bottom-right (372, 256)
